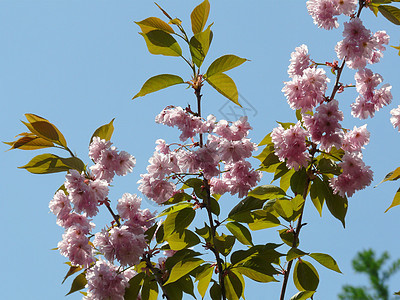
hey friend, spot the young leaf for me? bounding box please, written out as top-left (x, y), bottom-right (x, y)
top-left (308, 253), bottom-right (342, 273)
top-left (190, 0), bottom-right (210, 34)
top-left (139, 30), bottom-right (182, 56)
top-left (209, 281), bottom-right (222, 300)
top-left (157, 202), bottom-right (193, 218)
top-left (62, 264), bottom-right (83, 284)
top-left (309, 177), bottom-right (325, 217)
top-left (321, 178), bottom-right (348, 227)
top-left (205, 55), bottom-right (248, 78)
top-left (195, 264), bottom-right (214, 299)
top-left (226, 222), bottom-right (253, 246)
top-left (228, 196), bottom-right (265, 218)
top-left (248, 185), bottom-right (287, 200)
top-left (224, 270), bottom-right (243, 300)
top-left (379, 5), bottom-right (400, 25)
top-left (141, 276), bottom-right (158, 300)
top-left (165, 258), bottom-right (204, 285)
top-left (24, 114), bottom-right (67, 147)
top-left (166, 229), bottom-right (201, 250)
top-left (19, 154), bottom-right (85, 174)
top-left (287, 248), bottom-right (309, 262)
top-left (66, 273), bottom-right (87, 296)
top-left (189, 24), bottom-right (213, 68)
top-left (385, 187), bottom-right (400, 212)
top-left (163, 207), bottom-right (195, 235)
top-left (5, 135), bottom-right (54, 150)
top-left (90, 119), bottom-right (115, 145)
top-left (380, 166), bottom-right (400, 184)
top-left (214, 234), bottom-right (236, 257)
top-left (290, 291), bottom-right (316, 300)
top-left (135, 17), bottom-right (174, 34)
top-left (293, 260), bottom-right (319, 292)
top-left (133, 74), bottom-right (185, 99)
top-left (124, 272), bottom-right (145, 300)
top-left (205, 73), bottom-right (241, 107)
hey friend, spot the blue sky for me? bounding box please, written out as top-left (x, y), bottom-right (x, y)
top-left (2, 1), bottom-right (400, 299)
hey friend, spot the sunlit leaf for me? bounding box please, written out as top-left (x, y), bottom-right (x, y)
top-left (124, 272), bottom-right (145, 300)
top-left (287, 248), bottom-right (309, 262)
top-left (290, 291), bottom-right (316, 300)
top-left (310, 177), bottom-right (325, 217)
top-left (380, 167), bottom-right (400, 184)
top-left (189, 24), bottom-right (213, 67)
top-left (190, 0), bottom-right (210, 34)
top-left (141, 276), bottom-right (158, 300)
top-left (66, 273), bottom-right (87, 296)
top-left (205, 73), bottom-right (241, 106)
top-left (206, 54), bottom-right (248, 78)
top-left (135, 17), bottom-right (174, 34)
top-left (139, 30), bottom-right (182, 56)
top-left (214, 234), bottom-right (235, 257)
top-left (157, 202), bottom-right (193, 218)
top-left (248, 185), bottom-right (287, 200)
top-left (309, 253), bottom-right (341, 273)
top-left (24, 114), bottom-right (67, 147)
top-left (166, 229), bottom-right (201, 250)
top-left (379, 5), bottom-right (400, 25)
top-left (163, 207), bottom-right (195, 235)
top-left (133, 74), bottom-right (185, 99)
top-left (226, 222), bottom-right (253, 246)
top-left (90, 119), bottom-right (114, 145)
top-left (5, 136), bottom-right (54, 150)
top-left (224, 270), bottom-right (243, 300)
top-left (62, 264), bottom-right (83, 284)
top-left (196, 264), bottom-right (213, 299)
top-left (19, 153), bottom-right (85, 174)
top-left (385, 187), bottom-right (400, 212)
top-left (293, 260), bottom-right (319, 292)
top-left (165, 258), bottom-right (203, 285)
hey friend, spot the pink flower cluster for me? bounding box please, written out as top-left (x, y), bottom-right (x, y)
top-left (336, 18), bottom-right (389, 69)
top-left (139, 108), bottom-right (261, 203)
top-left (90, 137), bottom-right (136, 182)
top-left (271, 122), bottom-right (310, 170)
top-left (390, 105), bottom-right (400, 131)
top-left (94, 193), bottom-right (153, 266)
top-left (307, 0), bottom-right (357, 30)
top-left (351, 68), bottom-right (392, 119)
top-left (282, 54), bottom-right (329, 112)
top-left (84, 259), bottom-right (137, 300)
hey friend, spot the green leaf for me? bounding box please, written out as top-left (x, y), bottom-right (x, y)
top-left (5, 135), bottom-right (54, 151)
top-left (163, 207), bottom-right (195, 235)
top-left (19, 153), bottom-right (85, 174)
top-left (214, 234), bottom-right (235, 257)
top-left (279, 228), bottom-right (298, 247)
top-left (290, 168), bottom-right (308, 195)
top-left (381, 167), bottom-right (400, 183)
top-left (205, 73), bottom-right (241, 106)
top-left (308, 253), bottom-right (341, 273)
top-left (163, 191), bottom-right (192, 205)
top-left (24, 114), bottom-right (67, 147)
top-left (317, 158), bottom-right (341, 176)
top-left (274, 199), bottom-right (294, 221)
top-left (248, 210), bottom-right (280, 230)
top-left (379, 5), bottom-right (400, 25)
top-left (206, 55), bottom-right (248, 78)
top-left (226, 222), bottom-right (253, 246)
top-left (166, 229), bottom-right (201, 250)
top-left (287, 248), bottom-right (309, 262)
top-left (124, 272), bottom-right (145, 300)
top-left (141, 276), bottom-right (158, 300)
top-left (133, 74), bottom-right (185, 99)
top-left (310, 177), bottom-right (325, 217)
top-left (62, 264), bottom-right (83, 284)
top-left (157, 202), bottom-right (193, 218)
top-left (248, 185), bottom-right (287, 200)
top-left (164, 249), bottom-right (202, 270)
top-left (144, 223), bottom-right (158, 243)
top-left (189, 24), bottom-right (213, 68)
top-left (195, 224), bottom-right (211, 242)
top-left (156, 223), bottom-right (164, 244)
top-left (290, 291), bottom-right (316, 300)
top-left (175, 275), bottom-right (196, 299)
top-left (395, 291), bottom-right (400, 295)
top-left (90, 119), bottom-right (115, 145)
top-left (209, 281), bottom-right (222, 300)
top-left (321, 178), bottom-right (348, 227)
top-left (196, 264), bottom-right (214, 299)
top-left (165, 258), bottom-right (204, 285)
top-left (135, 17), bottom-right (174, 34)
top-left (293, 260), bottom-right (319, 292)
top-left (190, 0), bottom-right (210, 34)
top-left (209, 197), bottom-right (220, 216)
top-left (139, 30), bottom-right (182, 56)
top-left (385, 187), bottom-right (400, 212)
top-left (66, 273), bottom-right (87, 296)
top-left (224, 271), bottom-right (243, 300)
top-left (228, 196), bottom-right (265, 218)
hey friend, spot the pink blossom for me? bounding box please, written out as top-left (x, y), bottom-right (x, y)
top-left (307, 0), bottom-right (339, 30)
top-left (282, 67), bottom-right (329, 112)
top-left (155, 139), bottom-right (170, 154)
top-left (114, 151), bottom-right (136, 176)
top-left (217, 138), bottom-right (256, 163)
top-left (49, 190), bottom-right (71, 222)
top-left (84, 259), bottom-right (131, 300)
top-left (60, 212), bottom-right (93, 234)
top-left (342, 125), bottom-right (370, 153)
top-left (288, 44), bottom-right (311, 77)
top-left (271, 122), bottom-right (310, 170)
top-left (209, 177), bottom-right (229, 195)
top-left (88, 179), bottom-right (109, 203)
top-left (193, 141), bottom-right (220, 178)
top-left (116, 193), bottom-right (142, 220)
top-left (390, 105), bottom-right (400, 131)
top-left (214, 116), bottom-right (252, 141)
top-left (223, 161), bottom-right (262, 198)
top-left (138, 174), bottom-right (176, 204)
top-left (89, 137), bottom-right (112, 163)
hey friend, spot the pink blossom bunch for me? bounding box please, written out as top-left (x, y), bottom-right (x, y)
top-left (307, 0), bottom-right (357, 30)
top-left (287, 44), bottom-right (311, 78)
top-left (335, 18), bottom-right (389, 69)
top-left (303, 100), bottom-right (344, 151)
top-left (84, 259), bottom-right (136, 300)
top-left (341, 125), bottom-right (370, 153)
top-left (282, 67), bottom-right (329, 112)
top-left (140, 110), bottom-right (261, 203)
top-left (390, 105), bottom-right (400, 131)
top-left (351, 68), bottom-right (392, 119)
top-left (330, 152), bottom-right (373, 197)
top-left (89, 137), bottom-right (136, 182)
top-left (271, 122), bottom-right (310, 170)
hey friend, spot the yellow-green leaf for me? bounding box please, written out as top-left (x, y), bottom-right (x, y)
top-left (169, 18), bottom-right (182, 26)
top-left (90, 119), bottom-right (114, 145)
top-left (224, 270), bottom-right (243, 300)
top-left (287, 248), bottom-right (309, 262)
top-left (385, 187), bottom-right (400, 212)
top-left (379, 5), bottom-right (400, 25)
top-left (206, 73), bottom-right (241, 106)
top-left (19, 153), bottom-right (85, 174)
top-left (66, 273), bottom-right (87, 296)
top-left (124, 272), bottom-right (145, 300)
top-left (309, 253), bottom-right (341, 273)
top-left (293, 260), bottom-right (319, 292)
top-left (139, 30), bottom-right (182, 57)
top-left (290, 291), bottom-right (316, 300)
top-left (5, 136), bottom-right (54, 150)
top-left (141, 276), bottom-right (158, 300)
top-left (189, 24), bottom-right (213, 68)
top-left (226, 222), bottom-right (253, 246)
top-left (391, 44), bottom-right (400, 55)
top-left (166, 229), bottom-right (201, 250)
top-left (196, 264), bottom-right (213, 299)
top-left (133, 74), bottom-right (185, 99)
top-left (135, 17), bottom-right (174, 34)
top-left (381, 167), bottom-right (400, 183)
top-left (165, 258), bottom-right (203, 285)
top-left (24, 114), bottom-right (67, 147)
top-left (206, 55), bottom-right (248, 78)
top-left (190, 0), bottom-right (210, 34)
